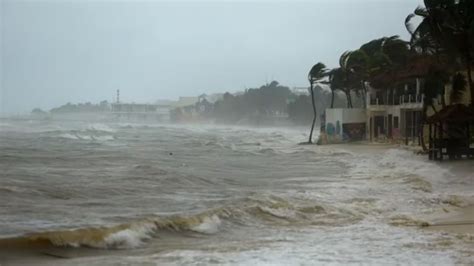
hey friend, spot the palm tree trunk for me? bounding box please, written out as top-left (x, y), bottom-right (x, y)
top-left (441, 87), bottom-right (446, 108)
top-left (467, 61), bottom-right (474, 106)
top-left (361, 82), bottom-right (367, 108)
top-left (308, 83), bottom-right (317, 143)
top-left (345, 91), bottom-right (353, 108)
top-left (330, 89), bottom-right (335, 108)
top-left (419, 105), bottom-right (428, 151)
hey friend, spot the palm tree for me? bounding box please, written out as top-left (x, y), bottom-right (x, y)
top-left (307, 62), bottom-right (327, 143)
top-left (406, 0), bottom-right (474, 105)
top-left (335, 36), bottom-right (411, 108)
top-left (326, 68), bottom-right (344, 108)
top-left (342, 50), bottom-right (370, 107)
top-left (338, 52), bottom-right (354, 108)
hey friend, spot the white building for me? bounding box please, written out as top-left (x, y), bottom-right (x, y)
top-left (366, 80), bottom-right (423, 143)
top-left (323, 79), bottom-right (424, 144)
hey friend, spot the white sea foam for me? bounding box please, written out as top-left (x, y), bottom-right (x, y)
top-left (87, 123), bottom-right (116, 133)
top-left (92, 135), bottom-right (115, 141)
top-left (191, 215), bottom-right (221, 234)
top-left (378, 149), bottom-right (451, 183)
top-left (58, 132), bottom-right (114, 141)
top-left (59, 133), bottom-right (80, 140)
top-left (102, 223), bottom-right (155, 249)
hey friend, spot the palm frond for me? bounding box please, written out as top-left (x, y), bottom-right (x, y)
top-left (308, 62), bottom-right (327, 83)
top-left (405, 13), bottom-right (417, 35)
top-left (414, 6), bottom-right (428, 17)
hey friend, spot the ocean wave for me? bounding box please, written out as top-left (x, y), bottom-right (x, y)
top-left (0, 195), bottom-right (365, 250)
top-left (388, 215), bottom-right (430, 227)
top-left (0, 185), bottom-right (28, 194)
top-left (190, 215), bottom-right (222, 234)
top-left (0, 210), bottom-right (229, 250)
top-left (402, 175), bottom-right (433, 193)
top-left (56, 131), bottom-right (115, 141)
top-left (0, 122), bottom-right (13, 128)
top-left (257, 148), bottom-right (277, 155)
top-left (87, 123), bottom-right (116, 133)
top-left (58, 133), bottom-right (80, 140)
top-left (378, 149), bottom-right (451, 182)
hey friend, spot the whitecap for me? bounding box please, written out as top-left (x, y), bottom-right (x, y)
top-left (191, 215), bottom-right (222, 234)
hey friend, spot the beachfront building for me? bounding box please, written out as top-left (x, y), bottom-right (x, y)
top-left (322, 80), bottom-right (424, 144)
top-left (366, 80), bottom-right (423, 144)
top-left (324, 108), bottom-right (366, 142)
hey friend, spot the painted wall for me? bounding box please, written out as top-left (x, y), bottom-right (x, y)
top-left (342, 108), bottom-right (366, 123)
top-left (326, 108), bottom-right (366, 142)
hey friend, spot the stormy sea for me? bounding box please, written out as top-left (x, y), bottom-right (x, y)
top-left (0, 118), bottom-right (473, 265)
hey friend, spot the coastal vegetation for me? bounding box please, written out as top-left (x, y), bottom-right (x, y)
top-left (305, 0), bottom-right (473, 145)
top-left (49, 101), bottom-right (111, 114)
top-left (171, 81), bottom-right (353, 126)
top-left (212, 81), bottom-right (291, 124)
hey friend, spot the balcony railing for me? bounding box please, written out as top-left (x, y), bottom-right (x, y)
top-left (369, 94), bottom-right (423, 106)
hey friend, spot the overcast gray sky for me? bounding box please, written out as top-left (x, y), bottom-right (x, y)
top-left (1, 0), bottom-right (421, 113)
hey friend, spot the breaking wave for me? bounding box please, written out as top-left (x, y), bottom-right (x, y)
top-left (87, 123), bottom-right (116, 133)
top-left (58, 132), bottom-right (115, 141)
top-left (389, 215), bottom-right (430, 227)
top-left (0, 211), bottom-right (228, 250)
top-left (0, 195), bottom-right (364, 250)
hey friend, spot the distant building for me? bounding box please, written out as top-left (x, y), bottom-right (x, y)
top-left (292, 87), bottom-right (310, 96)
top-left (111, 102), bottom-right (170, 121)
top-left (172, 97), bottom-right (199, 108)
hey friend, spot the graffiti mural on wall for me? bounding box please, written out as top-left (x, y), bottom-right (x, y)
top-left (326, 122), bottom-right (337, 137)
top-left (327, 121), bottom-right (365, 141)
top-left (342, 123), bottom-right (366, 141)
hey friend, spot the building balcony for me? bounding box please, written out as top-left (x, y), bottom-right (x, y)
top-left (368, 94), bottom-right (423, 109)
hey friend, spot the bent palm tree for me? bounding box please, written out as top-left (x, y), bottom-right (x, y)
top-left (326, 67), bottom-right (345, 108)
top-left (307, 63), bottom-right (327, 143)
top-left (406, 0), bottom-right (474, 105)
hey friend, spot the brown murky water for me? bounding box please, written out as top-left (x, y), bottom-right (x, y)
top-left (1, 119), bottom-right (473, 265)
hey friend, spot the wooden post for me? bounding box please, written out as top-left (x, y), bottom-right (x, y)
top-left (467, 122), bottom-right (471, 158)
top-left (438, 123), bottom-right (443, 161)
top-left (412, 111), bottom-right (416, 144)
top-left (433, 122), bottom-right (438, 160)
top-left (370, 115), bottom-right (373, 142)
top-left (405, 111), bottom-right (409, 145)
top-left (429, 123), bottom-right (433, 160)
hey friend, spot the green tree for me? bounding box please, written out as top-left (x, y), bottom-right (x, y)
top-left (406, 0), bottom-right (474, 105)
top-left (326, 68), bottom-right (345, 108)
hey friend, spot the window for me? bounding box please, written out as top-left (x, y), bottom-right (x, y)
top-left (394, 116), bottom-right (399, 128)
